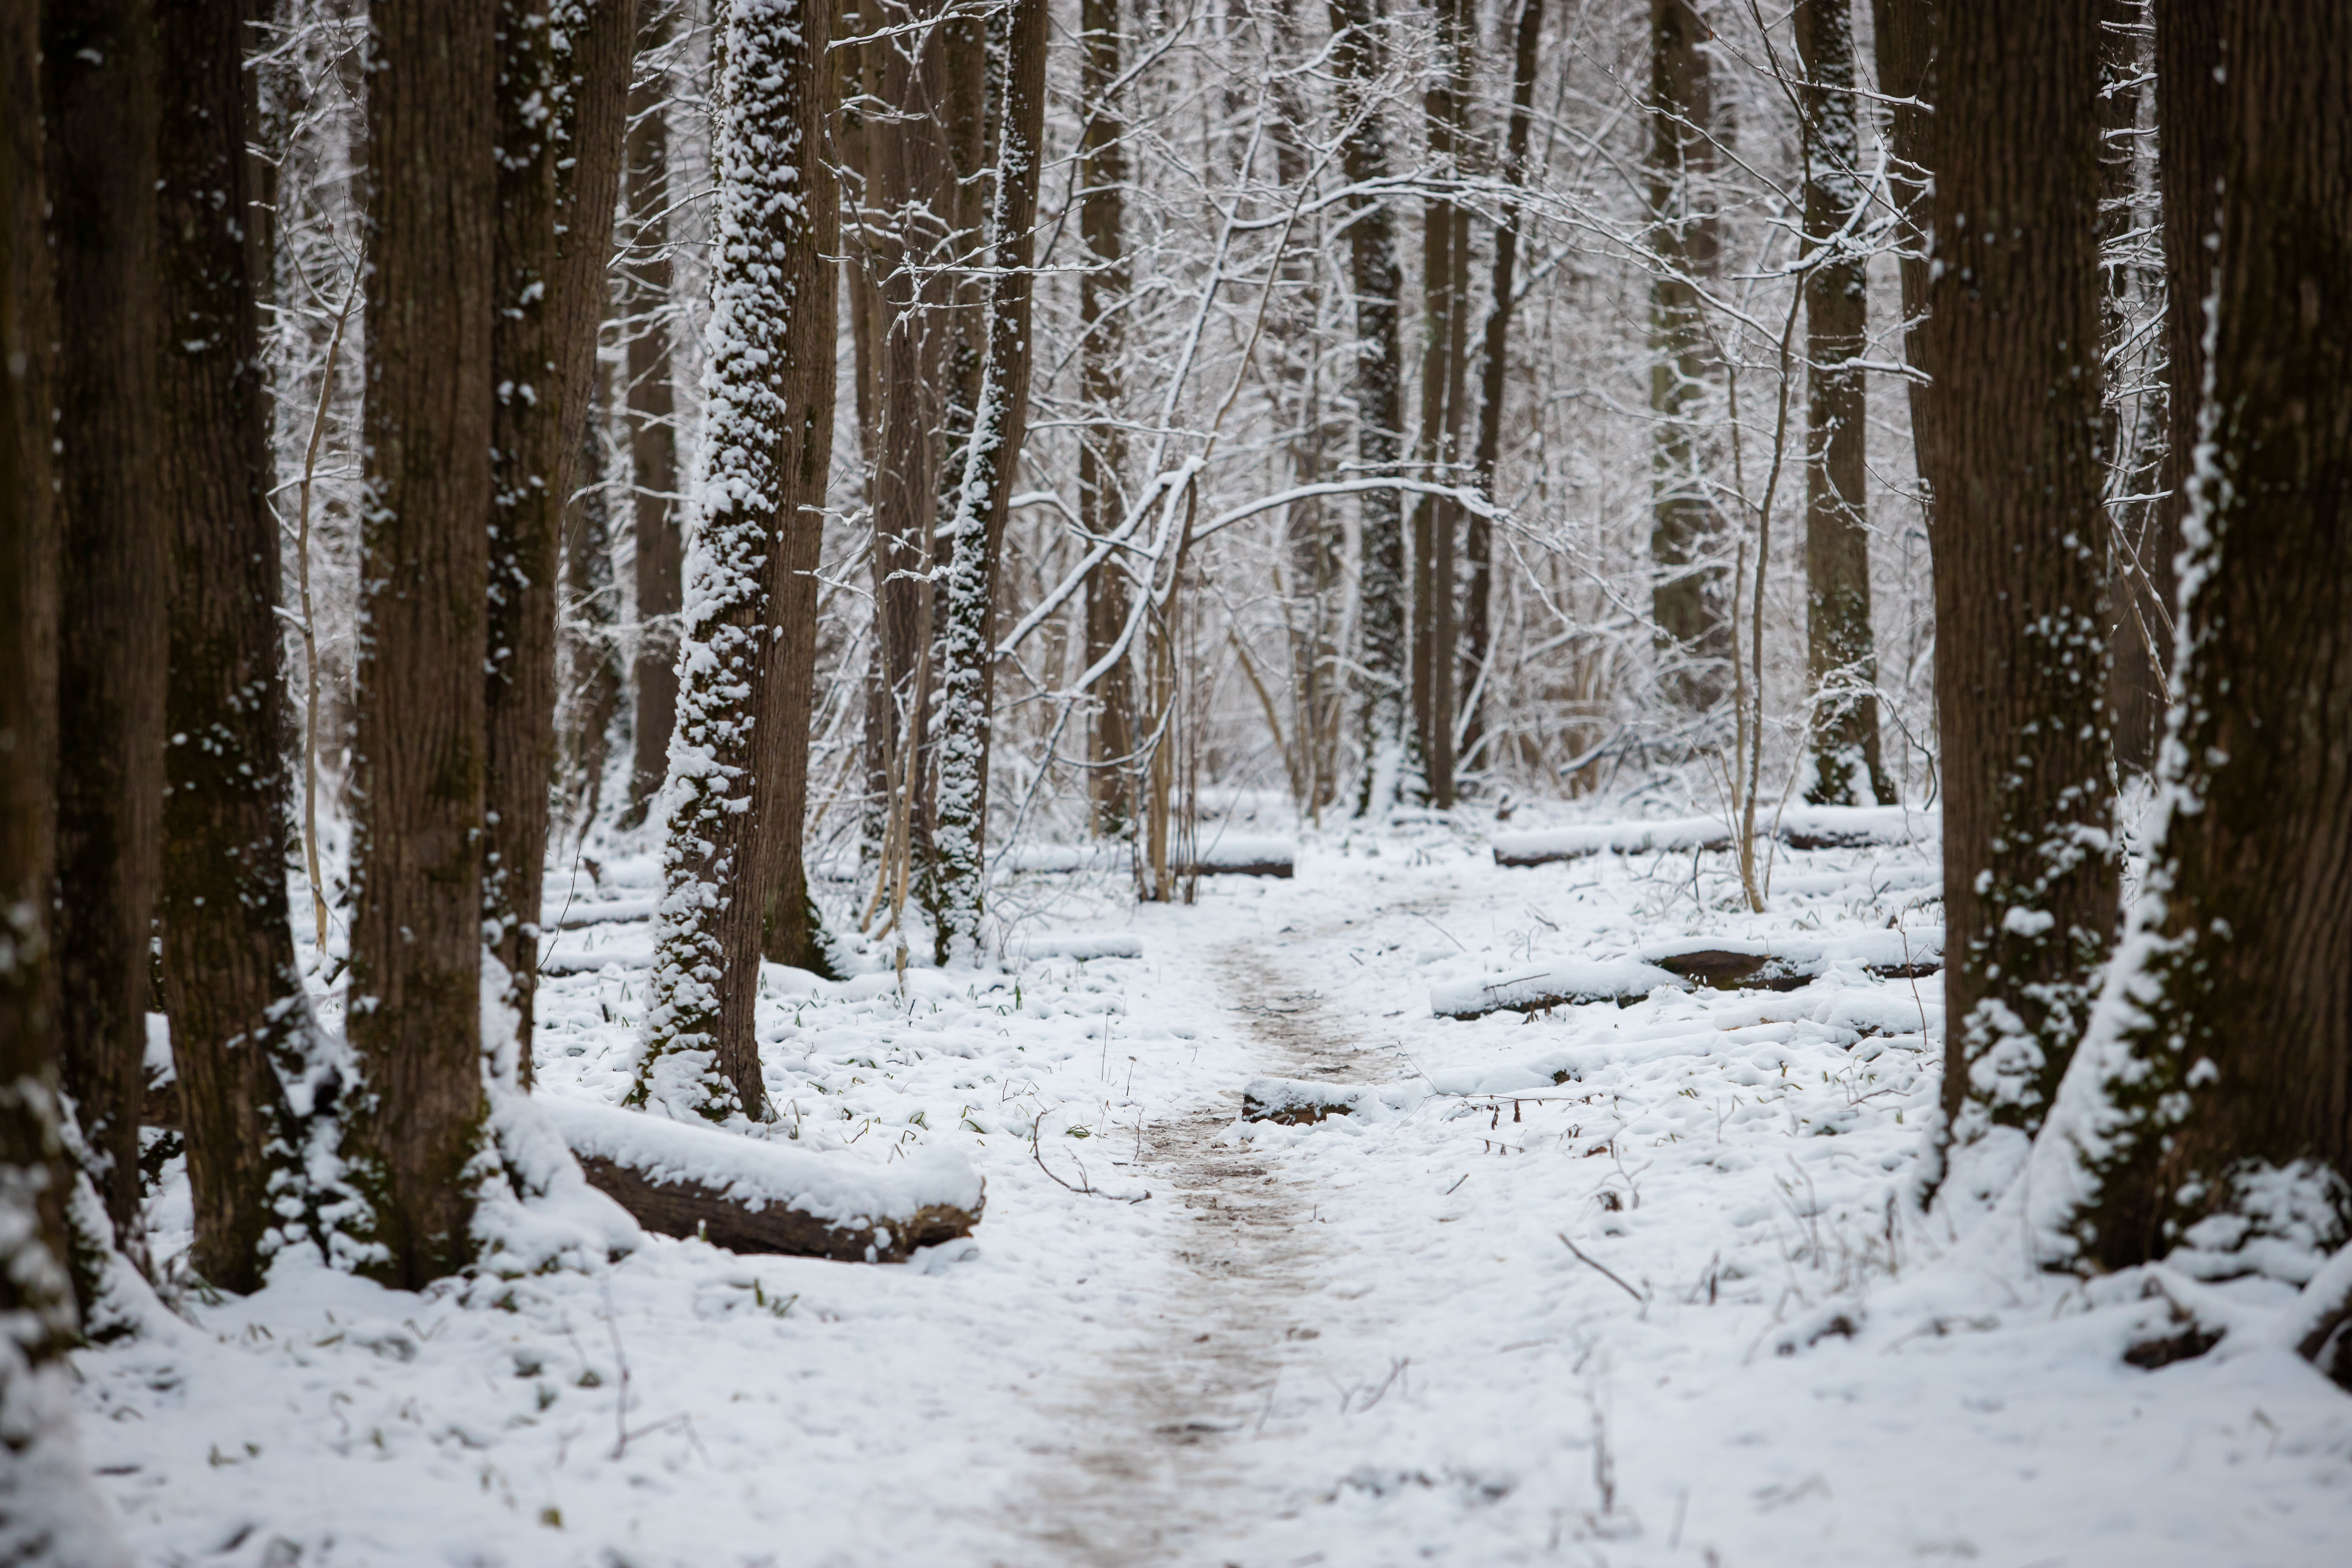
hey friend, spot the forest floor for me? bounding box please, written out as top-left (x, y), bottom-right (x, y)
top-left (75, 800), bottom-right (2352, 1566)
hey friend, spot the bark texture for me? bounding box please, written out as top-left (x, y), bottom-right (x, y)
top-left (1329, 0), bottom-right (1409, 812)
top-left (1917, 0), bottom-right (2115, 1200)
top-left (1796, 0), bottom-right (1891, 806)
top-left (1869, 0), bottom-right (1936, 504)
top-left (1080, 0), bottom-right (1136, 838)
top-left (1647, 0), bottom-right (1727, 709)
top-left (2, 15), bottom-right (118, 1553)
top-left (343, 0), bottom-right (497, 1286)
top-left (932, 0), bottom-right (1049, 958)
top-left (154, 0), bottom-right (320, 1293)
top-left (41, 0), bottom-right (167, 1256)
top-left (638, 0), bottom-right (833, 1121)
top-left (1407, 0), bottom-right (1470, 808)
top-left (2062, 1), bottom-right (2352, 1271)
top-left (485, 0), bottom-right (638, 1079)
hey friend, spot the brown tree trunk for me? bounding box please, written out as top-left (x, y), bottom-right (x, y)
top-left (2059, 0), bottom-right (2352, 1272)
top-left (931, 0), bottom-right (1049, 959)
top-left (154, 0), bottom-right (318, 1293)
top-left (1329, 0), bottom-right (1409, 812)
top-left (756, 0), bottom-right (844, 978)
top-left (1917, 0), bottom-right (2115, 1197)
top-left (1797, 0), bottom-right (1892, 806)
top-left (3, 2), bottom-right (103, 1516)
top-left (1648, 0), bottom-right (1727, 710)
top-left (1080, 0), bottom-right (1136, 839)
top-left (343, 0), bottom-right (497, 1286)
top-left (1409, 0), bottom-right (1470, 806)
top-left (485, 0), bottom-right (638, 1080)
top-left (624, 12), bottom-right (682, 827)
top-left (1869, 0), bottom-right (1936, 506)
top-left (42, 0), bottom-right (167, 1259)
top-left (1462, 0), bottom-right (1545, 780)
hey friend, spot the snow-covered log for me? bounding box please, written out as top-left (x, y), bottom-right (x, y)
top-left (1178, 836), bottom-right (1295, 878)
top-left (1491, 805), bottom-right (1936, 867)
top-left (545, 1099), bottom-right (983, 1263)
top-left (1240, 1076), bottom-right (1423, 1124)
top-left (1640, 930), bottom-right (1943, 991)
top-left (1430, 959), bottom-right (1689, 1019)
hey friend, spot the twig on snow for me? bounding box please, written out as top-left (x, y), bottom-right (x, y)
top-left (1558, 1232), bottom-right (1647, 1307)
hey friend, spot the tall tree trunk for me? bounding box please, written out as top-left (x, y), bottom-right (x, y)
top-left (1797, 0), bottom-right (1891, 806)
top-left (756, 0), bottom-right (844, 979)
top-left (486, 0), bottom-right (638, 1081)
top-left (1871, 0), bottom-right (1936, 525)
top-left (1080, 0), bottom-right (1136, 839)
top-left (637, 0), bottom-right (833, 1120)
top-left (1329, 0), bottom-right (1409, 814)
top-left (2052, 0), bottom-right (2352, 1271)
top-left (1647, 0), bottom-right (1727, 711)
top-left (3, 6), bottom-right (126, 1547)
top-left (624, 13), bottom-right (683, 827)
top-left (1409, 0), bottom-right (1470, 807)
top-left (41, 0), bottom-right (167, 1260)
top-left (343, 0), bottom-right (497, 1286)
top-left (1462, 0), bottom-right (1545, 781)
top-left (155, 0), bottom-right (324, 1293)
top-left (864, 0), bottom-right (957, 943)
top-left (933, 0), bottom-right (1049, 960)
top-left (1917, 0), bottom-right (2114, 1207)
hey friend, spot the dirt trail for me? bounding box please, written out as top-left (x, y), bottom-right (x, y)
top-left (1004, 937), bottom-right (1378, 1567)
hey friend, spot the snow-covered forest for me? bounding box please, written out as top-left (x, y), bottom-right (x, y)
top-left (3, 0), bottom-right (2350, 1561)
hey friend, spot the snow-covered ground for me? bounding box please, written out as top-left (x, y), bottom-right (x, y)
top-left (79, 807), bottom-right (2352, 1565)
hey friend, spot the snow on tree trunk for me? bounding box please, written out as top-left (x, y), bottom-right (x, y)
top-left (2028, 4), bottom-right (2352, 1277)
top-left (933, 0), bottom-right (1049, 962)
top-left (1647, 0), bottom-right (1728, 713)
top-left (154, 0), bottom-right (337, 1295)
top-left (1329, 0), bottom-right (1411, 816)
top-left (1796, 0), bottom-right (1892, 808)
top-left (1914, 0), bottom-right (2114, 1213)
top-left (339, 0), bottom-right (497, 1287)
top-left (637, 0), bottom-right (830, 1122)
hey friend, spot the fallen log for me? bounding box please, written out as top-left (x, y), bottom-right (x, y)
top-left (543, 1097), bottom-right (983, 1263)
top-left (1429, 959), bottom-right (1689, 1020)
top-left (1641, 931), bottom-right (1944, 992)
top-left (1493, 805), bottom-right (1937, 869)
top-left (1243, 1076), bottom-right (1364, 1124)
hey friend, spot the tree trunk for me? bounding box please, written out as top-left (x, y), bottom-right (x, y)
top-left (1648, 0), bottom-right (1727, 711)
top-left (933, 0), bottom-right (1049, 960)
top-left (486, 0), bottom-right (638, 1081)
top-left (1462, 0), bottom-right (1545, 780)
top-left (1080, 0), bottom-right (1136, 839)
top-left (1916, 0), bottom-right (2114, 1204)
top-left (1797, 0), bottom-right (1892, 807)
top-left (2055, 0), bottom-right (2352, 1273)
top-left (756, 0), bottom-right (844, 979)
top-left (1409, 0), bottom-right (1470, 807)
top-left (637, 0), bottom-right (833, 1121)
top-left (1329, 0), bottom-right (1409, 814)
top-left (3, 9), bottom-right (124, 1549)
top-left (154, 0), bottom-right (322, 1293)
top-left (41, 0), bottom-right (167, 1259)
top-left (624, 14), bottom-right (682, 827)
top-left (1870, 0), bottom-right (1936, 507)
top-left (343, 0), bottom-right (497, 1286)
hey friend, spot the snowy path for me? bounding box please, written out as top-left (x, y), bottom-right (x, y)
top-left (79, 818), bottom-right (2352, 1566)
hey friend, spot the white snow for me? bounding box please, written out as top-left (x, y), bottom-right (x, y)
top-left (74, 808), bottom-right (2352, 1565)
